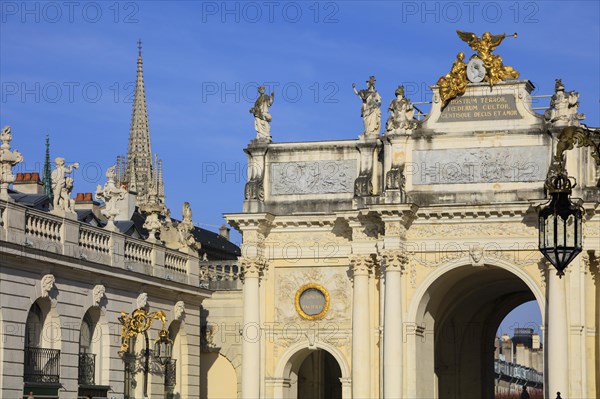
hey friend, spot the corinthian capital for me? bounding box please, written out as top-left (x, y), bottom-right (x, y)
top-left (382, 249), bottom-right (408, 273)
top-left (349, 253), bottom-right (376, 276)
top-left (239, 256), bottom-right (268, 279)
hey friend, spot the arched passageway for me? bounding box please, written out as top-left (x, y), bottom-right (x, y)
top-left (412, 264), bottom-right (543, 399)
top-left (276, 346), bottom-right (345, 399)
top-left (297, 349), bottom-right (342, 399)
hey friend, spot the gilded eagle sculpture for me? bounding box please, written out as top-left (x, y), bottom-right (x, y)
top-left (437, 30), bottom-right (519, 108)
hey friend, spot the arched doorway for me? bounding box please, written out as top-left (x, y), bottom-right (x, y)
top-left (410, 263), bottom-right (544, 399)
top-left (297, 350), bottom-right (341, 399)
top-left (23, 299), bottom-right (61, 398)
top-left (276, 346), bottom-right (345, 399)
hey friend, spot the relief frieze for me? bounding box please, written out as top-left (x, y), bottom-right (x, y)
top-left (270, 160), bottom-right (356, 195)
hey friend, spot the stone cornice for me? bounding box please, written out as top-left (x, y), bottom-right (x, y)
top-left (415, 203), bottom-right (534, 220)
top-left (269, 215), bottom-right (339, 230)
top-left (225, 212), bottom-right (275, 234)
top-left (0, 241), bottom-right (210, 300)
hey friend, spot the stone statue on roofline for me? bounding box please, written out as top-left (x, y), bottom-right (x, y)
top-left (385, 85), bottom-right (417, 134)
top-left (51, 157), bottom-right (79, 215)
top-left (177, 202), bottom-right (199, 252)
top-left (160, 201), bottom-right (200, 253)
top-left (544, 79), bottom-right (585, 127)
top-left (0, 126), bottom-right (24, 201)
top-left (95, 165), bottom-right (128, 231)
top-left (250, 86), bottom-right (275, 142)
top-left (353, 76), bottom-right (381, 138)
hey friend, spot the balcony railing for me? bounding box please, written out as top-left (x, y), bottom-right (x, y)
top-left (78, 352), bottom-right (96, 385)
top-left (24, 347), bottom-right (60, 383)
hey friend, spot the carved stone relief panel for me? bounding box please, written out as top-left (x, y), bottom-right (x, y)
top-left (412, 146), bottom-right (550, 185)
top-left (271, 160), bottom-right (356, 195)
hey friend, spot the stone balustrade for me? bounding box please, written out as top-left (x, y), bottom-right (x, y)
top-left (0, 199), bottom-right (243, 288)
top-left (199, 259), bottom-right (241, 290)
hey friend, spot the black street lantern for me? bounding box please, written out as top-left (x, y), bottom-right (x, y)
top-left (539, 173), bottom-right (583, 277)
top-left (154, 328), bottom-right (173, 366)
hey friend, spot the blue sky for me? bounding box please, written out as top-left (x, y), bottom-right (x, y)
top-left (2, 1), bottom-right (598, 337)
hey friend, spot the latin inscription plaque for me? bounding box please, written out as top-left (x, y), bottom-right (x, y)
top-left (439, 94), bottom-right (520, 122)
top-left (295, 283), bottom-right (330, 320)
top-left (271, 160), bottom-right (356, 195)
top-left (412, 146), bottom-right (550, 185)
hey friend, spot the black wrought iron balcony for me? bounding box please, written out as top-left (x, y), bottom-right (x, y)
top-left (78, 352), bottom-right (96, 385)
top-left (24, 347), bottom-right (60, 383)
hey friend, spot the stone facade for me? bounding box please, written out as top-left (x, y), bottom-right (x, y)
top-left (215, 76), bottom-right (599, 399)
top-left (0, 199), bottom-right (210, 398)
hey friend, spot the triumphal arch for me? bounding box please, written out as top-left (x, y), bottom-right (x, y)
top-left (208, 32), bottom-right (600, 399)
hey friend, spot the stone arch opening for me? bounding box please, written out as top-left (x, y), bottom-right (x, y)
top-left (200, 352), bottom-right (237, 399)
top-left (410, 263), bottom-right (543, 399)
top-left (167, 320), bottom-right (189, 398)
top-left (276, 345), bottom-right (346, 399)
top-left (77, 306), bottom-right (111, 397)
top-left (23, 298), bottom-right (61, 396)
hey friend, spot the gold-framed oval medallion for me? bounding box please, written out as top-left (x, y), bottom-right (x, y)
top-left (295, 283), bottom-right (330, 320)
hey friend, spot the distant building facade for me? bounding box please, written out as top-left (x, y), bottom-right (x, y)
top-left (494, 328), bottom-right (544, 398)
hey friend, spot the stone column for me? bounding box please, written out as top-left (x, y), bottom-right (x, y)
top-left (546, 270), bottom-right (569, 398)
top-left (240, 257), bottom-right (265, 399)
top-left (382, 250), bottom-right (407, 398)
top-left (340, 377), bottom-right (352, 399)
top-left (350, 254), bottom-right (374, 398)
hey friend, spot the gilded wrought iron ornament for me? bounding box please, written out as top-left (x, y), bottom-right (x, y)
top-left (118, 308), bottom-right (167, 353)
top-left (437, 31), bottom-right (519, 107)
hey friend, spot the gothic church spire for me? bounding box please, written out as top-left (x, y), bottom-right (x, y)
top-left (117, 40), bottom-right (165, 210)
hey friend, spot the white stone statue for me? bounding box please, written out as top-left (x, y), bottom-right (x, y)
top-left (249, 86), bottom-right (274, 141)
top-left (385, 85), bottom-right (417, 134)
top-left (353, 76), bottom-right (382, 138)
top-left (51, 157), bottom-right (79, 212)
top-left (41, 274), bottom-right (56, 298)
top-left (92, 284), bottom-right (106, 306)
top-left (95, 165), bottom-right (128, 230)
top-left (0, 126), bottom-right (24, 201)
top-left (136, 292), bottom-right (148, 309)
top-left (544, 79), bottom-right (585, 127)
top-left (177, 202), bottom-right (199, 251)
top-left (174, 300), bottom-right (185, 320)
top-left (143, 212), bottom-right (162, 242)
